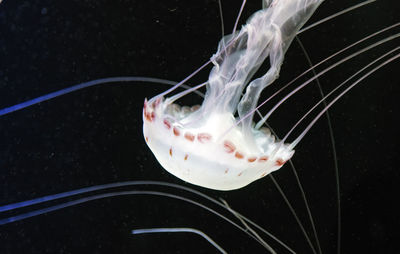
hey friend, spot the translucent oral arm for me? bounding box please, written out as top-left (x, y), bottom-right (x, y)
top-left (205, 0), bottom-right (323, 119)
top-left (237, 0), bottom-right (323, 133)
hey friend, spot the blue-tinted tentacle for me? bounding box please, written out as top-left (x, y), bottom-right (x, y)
top-left (0, 190), bottom-right (281, 253)
top-left (0, 181), bottom-right (137, 212)
top-left (0, 181), bottom-right (296, 252)
top-left (0, 77), bottom-right (179, 117)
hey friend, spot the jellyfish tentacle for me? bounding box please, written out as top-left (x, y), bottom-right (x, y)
top-left (0, 189), bottom-right (288, 253)
top-left (165, 82), bottom-right (207, 105)
top-left (232, 0), bottom-right (247, 34)
top-left (290, 52), bottom-right (400, 148)
top-left (0, 180), bottom-right (297, 252)
top-left (0, 77), bottom-right (202, 117)
top-left (232, 24), bottom-right (400, 133)
top-left (255, 32), bottom-right (400, 129)
top-left (298, 0), bottom-right (377, 35)
top-left (132, 227), bottom-right (227, 254)
top-left (283, 46), bottom-right (400, 144)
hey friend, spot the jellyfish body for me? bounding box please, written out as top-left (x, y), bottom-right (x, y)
top-left (143, 0), bottom-right (323, 190)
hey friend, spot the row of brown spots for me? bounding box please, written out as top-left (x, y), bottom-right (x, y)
top-left (169, 147), bottom-right (173, 157)
top-left (145, 136), bottom-right (149, 143)
top-left (184, 132), bottom-right (195, 142)
top-left (225, 168), bottom-right (229, 174)
top-left (164, 121), bottom-right (211, 145)
top-left (197, 133), bottom-right (212, 143)
top-left (184, 154), bottom-right (189, 160)
top-left (223, 139), bottom-right (273, 164)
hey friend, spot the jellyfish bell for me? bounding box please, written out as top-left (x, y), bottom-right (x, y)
top-left (143, 96), bottom-right (294, 191)
top-left (143, 0), bottom-right (323, 190)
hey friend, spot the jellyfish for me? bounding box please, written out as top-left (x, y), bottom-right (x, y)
top-left (0, 0), bottom-right (399, 253)
top-left (143, 0), bottom-right (324, 191)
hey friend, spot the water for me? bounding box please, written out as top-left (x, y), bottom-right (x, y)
top-left (0, 0), bottom-right (398, 253)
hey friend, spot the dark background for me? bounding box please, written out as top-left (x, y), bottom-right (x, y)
top-left (0, 0), bottom-right (399, 253)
